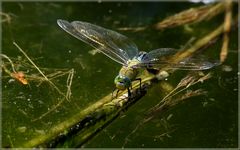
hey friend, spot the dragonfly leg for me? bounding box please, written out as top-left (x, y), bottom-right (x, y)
top-left (116, 90), bottom-right (120, 98)
top-left (112, 88), bottom-right (120, 99)
top-left (111, 88), bottom-right (115, 99)
top-left (127, 88), bottom-right (131, 98)
top-left (134, 78), bottom-right (142, 90)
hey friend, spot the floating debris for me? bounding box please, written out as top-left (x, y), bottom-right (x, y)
top-left (222, 65), bottom-right (233, 72)
top-left (156, 70), bottom-right (169, 80)
top-left (88, 49), bottom-right (100, 55)
top-left (17, 126), bottom-right (27, 133)
top-left (10, 71), bottom-right (28, 85)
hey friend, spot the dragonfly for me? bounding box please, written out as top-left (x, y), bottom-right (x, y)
top-left (57, 19), bottom-right (218, 97)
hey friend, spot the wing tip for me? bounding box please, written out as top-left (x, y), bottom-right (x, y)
top-left (57, 19), bottom-right (63, 24)
top-left (57, 19), bottom-right (70, 27)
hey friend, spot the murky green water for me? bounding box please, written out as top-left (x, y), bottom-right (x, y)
top-left (1, 2), bottom-right (238, 148)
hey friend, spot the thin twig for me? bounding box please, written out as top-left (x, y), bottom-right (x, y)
top-left (13, 42), bottom-right (49, 81)
top-left (0, 54), bottom-right (17, 72)
top-left (220, 0), bottom-right (232, 63)
top-left (13, 42), bottom-right (67, 97)
top-left (0, 12), bottom-right (12, 23)
top-left (66, 69), bottom-right (74, 100)
top-left (12, 42), bottom-right (77, 122)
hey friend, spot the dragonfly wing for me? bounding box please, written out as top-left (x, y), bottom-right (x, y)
top-left (136, 48), bottom-right (219, 70)
top-left (57, 19), bottom-right (138, 65)
top-left (161, 57), bottom-right (220, 70)
top-left (142, 48), bottom-right (179, 62)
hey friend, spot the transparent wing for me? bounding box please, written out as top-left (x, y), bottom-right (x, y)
top-left (164, 57), bottom-right (219, 70)
top-left (142, 48), bottom-right (179, 61)
top-left (57, 19), bottom-right (139, 66)
top-left (135, 48), bottom-right (219, 70)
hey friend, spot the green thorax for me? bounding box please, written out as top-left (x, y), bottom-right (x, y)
top-left (119, 59), bottom-right (140, 81)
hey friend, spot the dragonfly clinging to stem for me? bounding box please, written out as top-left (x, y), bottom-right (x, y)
top-left (57, 19), bottom-right (218, 97)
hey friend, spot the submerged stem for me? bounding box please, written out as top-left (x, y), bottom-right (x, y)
top-left (220, 0), bottom-right (232, 62)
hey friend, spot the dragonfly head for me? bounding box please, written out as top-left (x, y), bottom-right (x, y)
top-left (114, 75), bottom-right (131, 90)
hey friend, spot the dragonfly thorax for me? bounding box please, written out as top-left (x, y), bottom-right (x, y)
top-left (115, 60), bottom-right (142, 91)
top-left (127, 51), bottom-right (147, 68)
top-left (114, 52), bottom-right (147, 90)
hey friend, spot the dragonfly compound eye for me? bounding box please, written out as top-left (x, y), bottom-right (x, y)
top-left (114, 75), bottom-right (131, 90)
